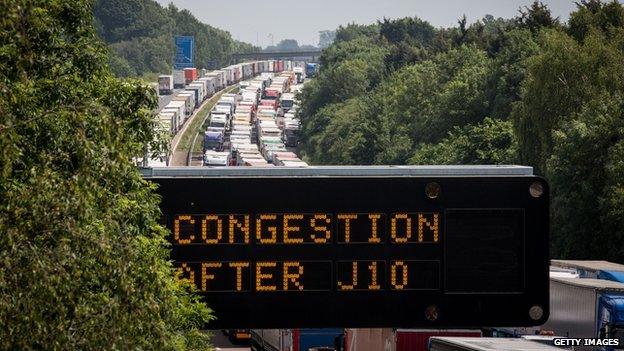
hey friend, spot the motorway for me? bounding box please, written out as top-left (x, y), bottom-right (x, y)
top-left (185, 82), bottom-right (305, 167)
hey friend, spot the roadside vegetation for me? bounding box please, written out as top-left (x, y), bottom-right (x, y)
top-left (298, 0), bottom-right (624, 261)
top-left (0, 1), bottom-right (213, 349)
top-left (94, 0), bottom-right (259, 77)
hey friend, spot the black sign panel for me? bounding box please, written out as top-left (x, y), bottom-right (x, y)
top-left (149, 173), bottom-right (549, 329)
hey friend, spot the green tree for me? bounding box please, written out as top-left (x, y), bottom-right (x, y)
top-left (379, 17), bottom-right (436, 45)
top-left (325, 59), bottom-right (371, 101)
top-left (276, 39), bottom-right (300, 52)
top-left (302, 97), bottom-right (381, 165)
top-left (319, 30), bottom-right (336, 48)
top-left (0, 0), bottom-right (212, 349)
top-left (376, 45), bottom-right (492, 148)
top-left (94, 0), bottom-right (260, 76)
top-left (334, 23), bottom-right (380, 43)
top-left (548, 94), bottom-right (624, 260)
top-left (568, 0), bottom-right (624, 41)
top-left (512, 29), bottom-right (624, 173)
top-left (486, 28), bottom-right (540, 120)
top-left (516, 1), bottom-right (559, 33)
top-left (409, 118), bottom-right (518, 165)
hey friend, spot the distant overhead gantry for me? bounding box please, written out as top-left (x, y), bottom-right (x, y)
top-left (231, 50), bottom-right (322, 63)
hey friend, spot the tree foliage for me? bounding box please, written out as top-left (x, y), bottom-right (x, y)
top-left (548, 94), bottom-right (624, 260)
top-left (334, 23), bottom-right (380, 43)
top-left (265, 39), bottom-right (318, 52)
top-left (516, 1), bottom-right (560, 33)
top-left (0, 0), bottom-right (212, 348)
top-left (512, 28), bottom-right (624, 173)
top-left (318, 30), bottom-right (336, 49)
top-left (298, 0), bottom-right (624, 261)
top-left (409, 118), bottom-right (517, 165)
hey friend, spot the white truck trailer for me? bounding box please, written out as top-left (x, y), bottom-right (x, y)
top-left (157, 75), bottom-right (174, 95)
top-left (173, 69), bottom-right (185, 89)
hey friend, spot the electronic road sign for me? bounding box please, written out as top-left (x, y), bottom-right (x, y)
top-left (143, 166), bottom-right (549, 329)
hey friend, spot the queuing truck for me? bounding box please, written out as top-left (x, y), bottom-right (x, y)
top-left (203, 130), bottom-right (224, 152)
top-left (188, 82), bottom-right (206, 102)
top-left (158, 75), bottom-right (174, 95)
top-left (293, 67), bottom-right (304, 83)
top-left (185, 85), bottom-right (204, 105)
top-left (251, 329), bottom-right (343, 351)
top-left (283, 121), bottom-right (300, 147)
top-left (171, 94), bottom-right (193, 117)
top-left (184, 67), bottom-right (198, 84)
top-left (173, 69), bottom-right (185, 88)
top-left (541, 277), bottom-right (624, 350)
top-left (551, 260), bottom-right (624, 282)
top-left (163, 100), bottom-right (186, 128)
top-left (279, 93), bottom-right (295, 113)
top-left (157, 111), bottom-right (176, 134)
top-left (306, 63), bottom-right (318, 77)
top-left (178, 91), bottom-right (197, 110)
top-left (198, 77), bottom-right (216, 98)
top-left (210, 70), bottom-right (226, 89)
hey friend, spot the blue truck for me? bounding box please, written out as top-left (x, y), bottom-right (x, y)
top-left (551, 260), bottom-right (624, 283)
top-left (305, 63), bottom-right (318, 78)
top-left (541, 277), bottom-right (624, 350)
top-left (203, 129), bottom-right (224, 152)
top-left (251, 328), bottom-right (343, 351)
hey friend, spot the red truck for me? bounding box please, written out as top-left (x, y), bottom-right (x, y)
top-left (262, 88), bottom-right (280, 101)
top-left (184, 67), bottom-right (197, 84)
top-left (259, 99), bottom-right (279, 111)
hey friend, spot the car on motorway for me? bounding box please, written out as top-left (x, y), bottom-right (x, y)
top-left (203, 150), bottom-right (230, 166)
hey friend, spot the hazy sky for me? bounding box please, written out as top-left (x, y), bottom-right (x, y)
top-left (155, 0), bottom-right (589, 47)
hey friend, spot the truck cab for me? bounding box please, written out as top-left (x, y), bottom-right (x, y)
top-left (203, 130), bottom-right (224, 152)
top-left (279, 93), bottom-right (295, 114)
top-left (293, 67), bottom-right (304, 83)
top-left (598, 294), bottom-right (624, 344)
